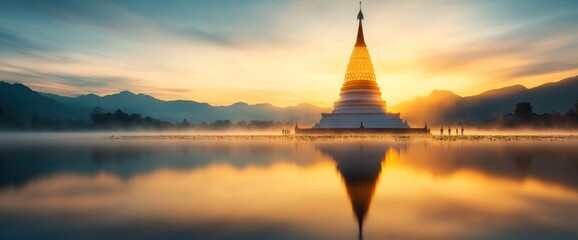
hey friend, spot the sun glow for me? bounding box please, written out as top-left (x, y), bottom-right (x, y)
top-left (1, 1), bottom-right (577, 107)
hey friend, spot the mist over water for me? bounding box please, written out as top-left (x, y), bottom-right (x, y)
top-left (0, 133), bottom-right (577, 240)
top-left (0, 130), bottom-right (285, 143)
top-left (429, 128), bottom-right (578, 136)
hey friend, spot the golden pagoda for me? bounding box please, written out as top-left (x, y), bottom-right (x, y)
top-left (296, 5), bottom-right (429, 134)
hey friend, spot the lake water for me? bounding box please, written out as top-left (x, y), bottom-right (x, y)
top-left (1, 135), bottom-right (577, 239)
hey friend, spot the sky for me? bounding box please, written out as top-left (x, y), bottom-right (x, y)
top-left (1, 0), bottom-right (578, 107)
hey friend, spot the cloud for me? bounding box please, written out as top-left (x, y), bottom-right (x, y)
top-left (0, 63), bottom-right (142, 95)
top-left (0, 68), bottom-right (125, 88)
top-left (0, 28), bottom-right (58, 55)
top-left (418, 8), bottom-right (578, 81)
top-left (0, 65), bottom-right (194, 99)
top-left (1, 0), bottom-right (288, 48)
top-left (14, 0), bottom-right (137, 29)
top-left (504, 60), bottom-right (578, 79)
top-left (156, 87), bottom-right (191, 93)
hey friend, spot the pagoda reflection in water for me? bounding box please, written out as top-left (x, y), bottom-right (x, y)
top-left (316, 142), bottom-right (393, 239)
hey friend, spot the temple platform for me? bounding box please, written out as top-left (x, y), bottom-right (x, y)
top-left (315, 112), bottom-right (410, 129)
top-left (295, 127), bottom-right (430, 135)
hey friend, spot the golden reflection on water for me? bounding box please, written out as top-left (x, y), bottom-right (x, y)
top-left (0, 139), bottom-right (577, 239)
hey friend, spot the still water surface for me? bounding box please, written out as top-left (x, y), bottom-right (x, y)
top-left (1, 136), bottom-right (577, 239)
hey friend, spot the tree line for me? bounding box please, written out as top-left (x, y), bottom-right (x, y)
top-left (489, 100), bottom-right (578, 129)
top-left (0, 106), bottom-right (293, 131)
top-left (2, 101), bottom-right (578, 131)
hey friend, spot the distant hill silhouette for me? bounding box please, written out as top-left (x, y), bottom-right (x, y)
top-left (0, 82), bottom-right (85, 120)
top-left (391, 76), bottom-right (578, 125)
top-left (43, 91), bottom-right (330, 124)
top-left (0, 81), bottom-right (330, 124)
top-left (2, 75), bottom-right (577, 127)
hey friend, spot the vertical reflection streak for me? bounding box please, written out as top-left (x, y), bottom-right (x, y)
top-left (316, 143), bottom-right (392, 239)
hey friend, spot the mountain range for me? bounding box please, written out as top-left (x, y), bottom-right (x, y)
top-left (0, 82), bottom-right (330, 125)
top-left (1, 75), bottom-right (577, 126)
top-left (391, 75), bottom-right (578, 125)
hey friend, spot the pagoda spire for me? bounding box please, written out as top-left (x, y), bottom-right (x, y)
top-left (355, 2), bottom-right (366, 47)
top-left (343, 2), bottom-right (376, 83)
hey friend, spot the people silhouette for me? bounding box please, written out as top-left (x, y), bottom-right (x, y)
top-left (461, 126), bottom-right (464, 136)
top-left (448, 126), bottom-right (452, 136)
top-left (456, 129), bottom-right (458, 135)
top-left (440, 126), bottom-right (444, 136)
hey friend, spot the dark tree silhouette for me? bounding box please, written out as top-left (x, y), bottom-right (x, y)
top-left (89, 107), bottom-right (173, 130)
top-left (565, 100), bottom-right (578, 122)
top-left (90, 107), bottom-right (104, 124)
top-left (515, 102), bottom-right (533, 119)
top-left (1, 105), bottom-right (293, 131)
top-left (177, 119), bottom-right (191, 128)
top-left (496, 100), bottom-right (578, 129)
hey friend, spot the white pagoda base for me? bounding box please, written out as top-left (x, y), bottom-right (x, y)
top-left (315, 112), bottom-right (409, 128)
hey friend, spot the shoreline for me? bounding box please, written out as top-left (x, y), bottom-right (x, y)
top-left (102, 134), bottom-right (578, 142)
top-left (1, 132), bottom-right (577, 142)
